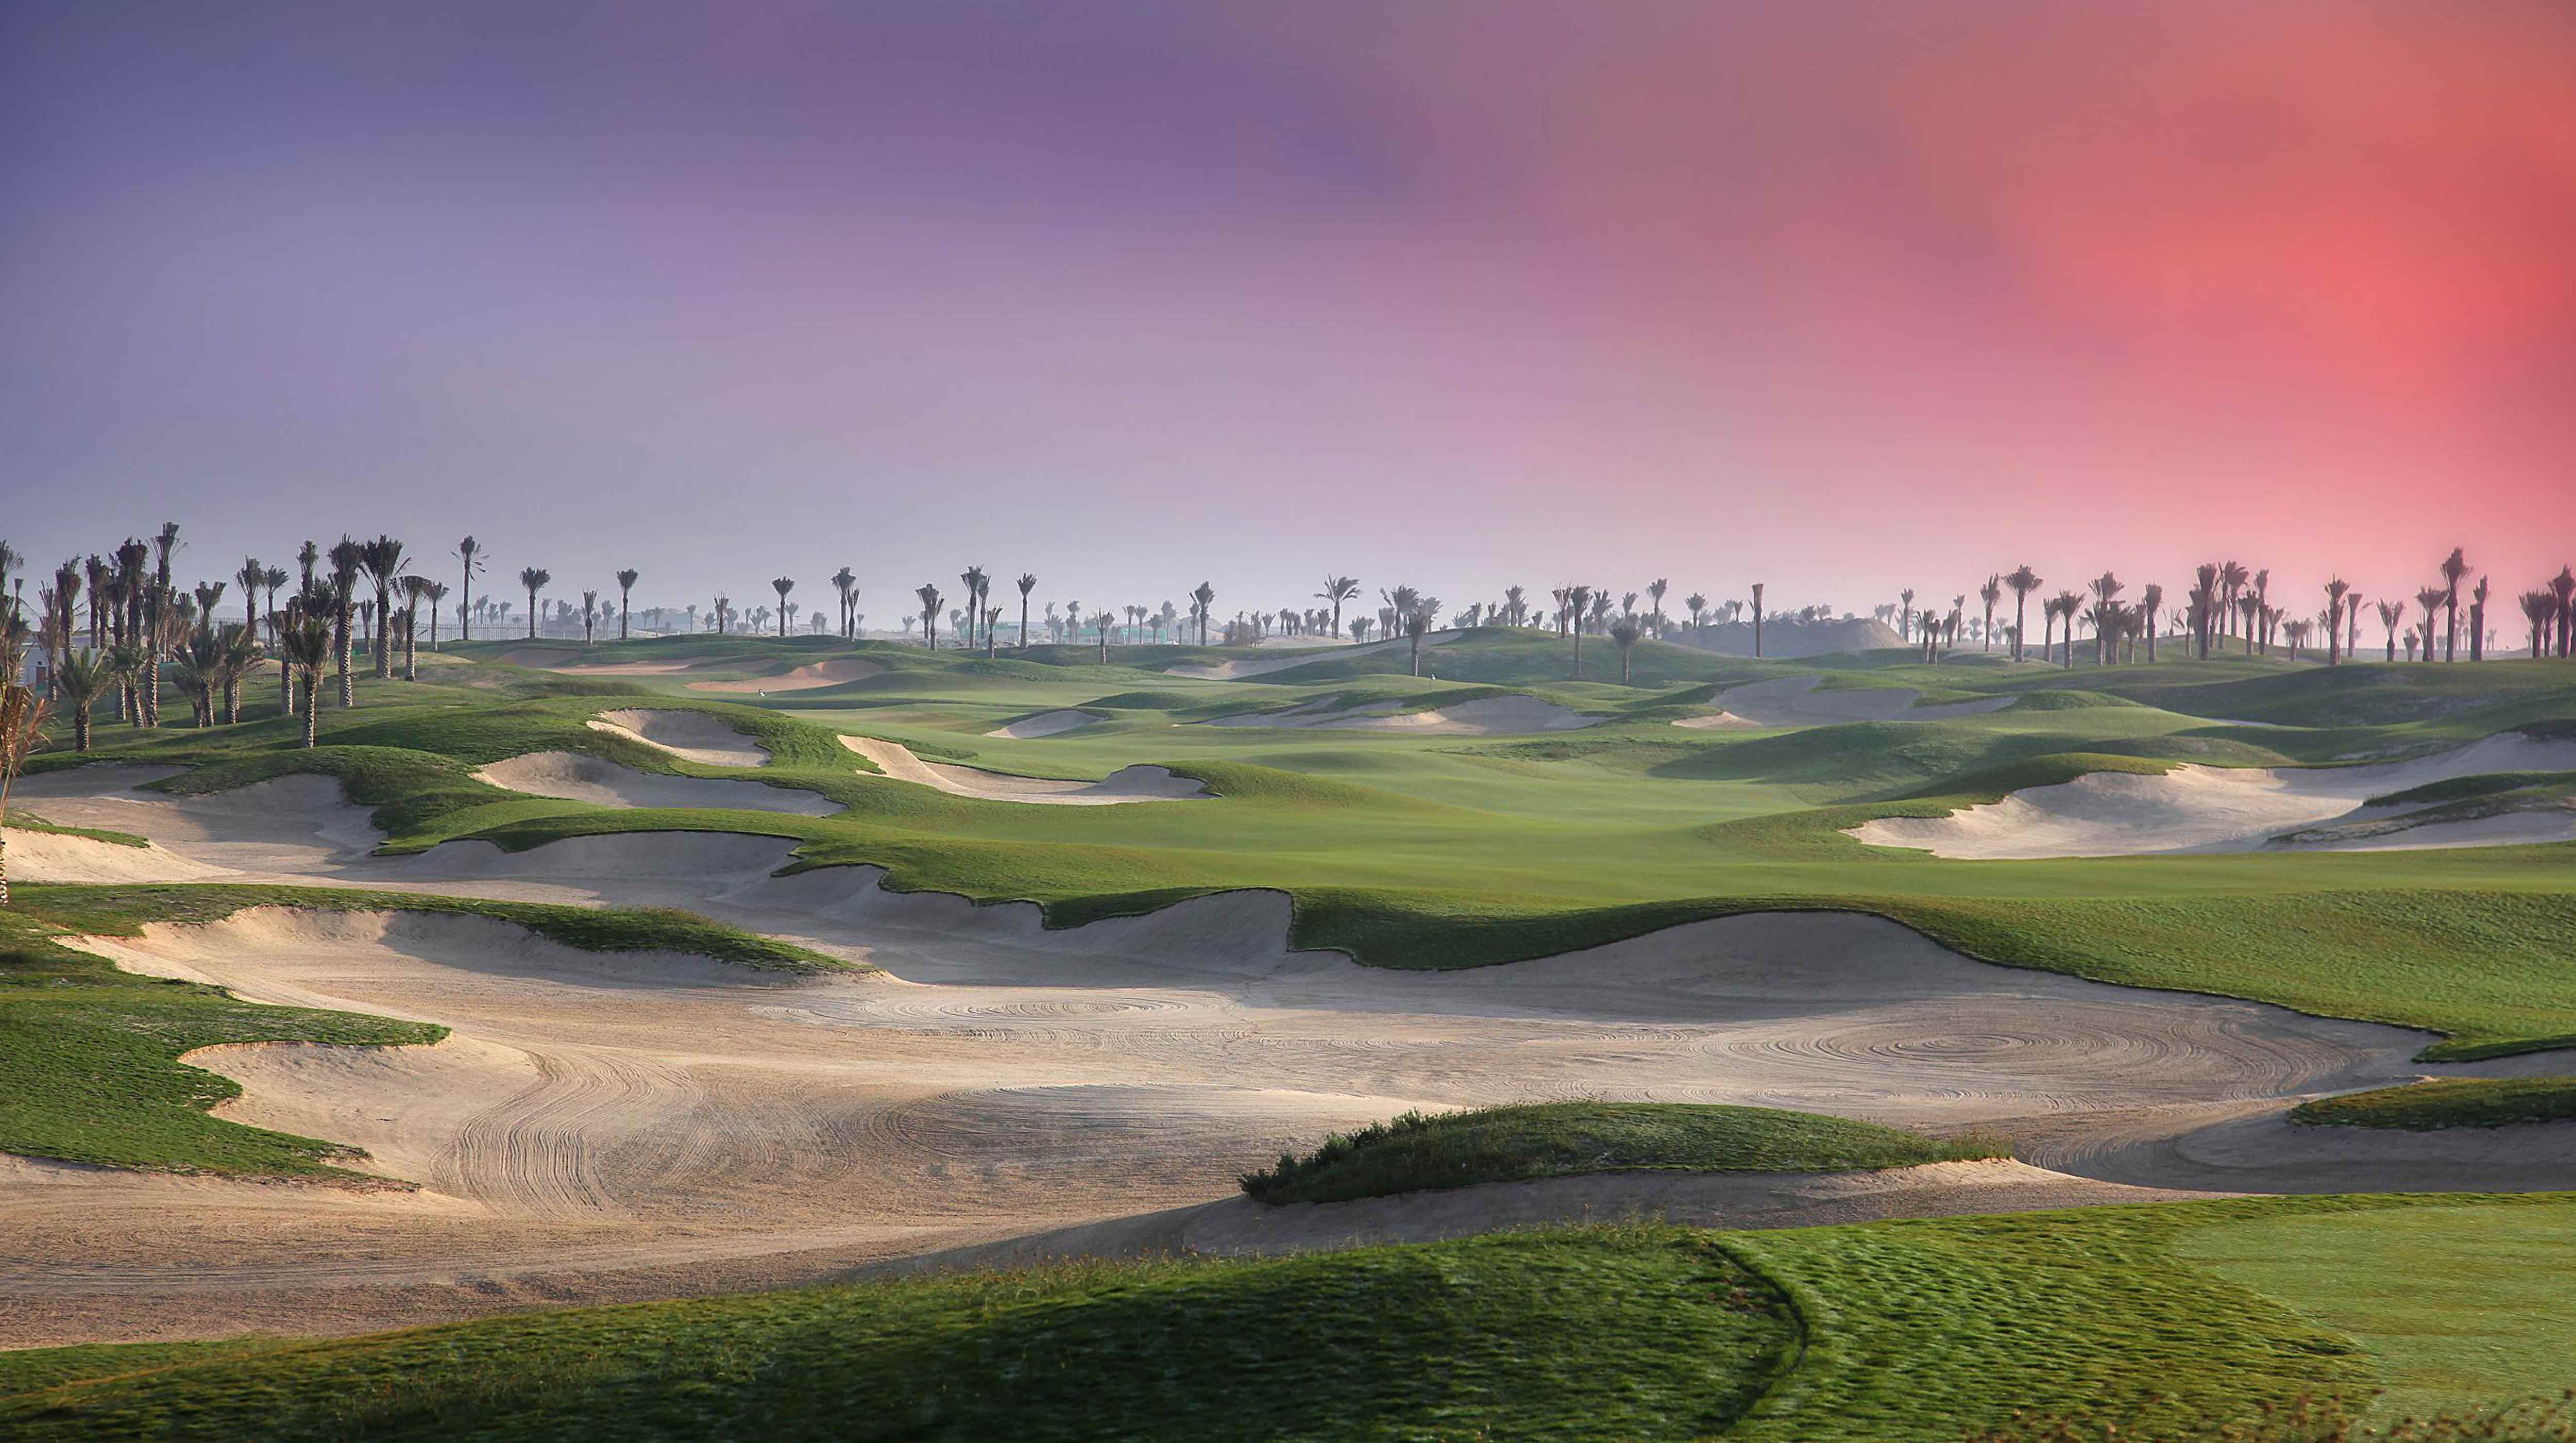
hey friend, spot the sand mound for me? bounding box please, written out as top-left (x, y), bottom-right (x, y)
top-left (1715, 675), bottom-right (2013, 727)
top-left (587, 709), bottom-right (771, 767)
top-left (1671, 710), bottom-right (1760, 730)
top-left (4, 768), bottom-right (383, 877)
top-left (1166, 631), bottom-right (1461, 681)
top-left (686, 658), bottom-right (885, 694)
top-left (473, 753), bottom-right (841, 815)
top-left (1204, 694), bottom-right (1599, 735)
top-left (840, 735), bottom-right (1208, 804)
top-left (3, 827), bottom-right (231, 884)
top-left (985, 709), bottom-right (1100, 739)
top-left (1853, 732), bottom-right (2576, 859)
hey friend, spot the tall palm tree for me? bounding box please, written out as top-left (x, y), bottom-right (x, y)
top-left (517, 566), bottom-right (551, 642)
top-left (455, 536), bottom-right (484, 641)
top-left (2343, 589), bottom-right (2363, 661)
top-left (2377, 598), bottom-right (2404, 661)
top-left (260, 567), bottom-right (286, 644)
top-left (826, 566), bottom-right (856, 639)
top-left (1565, 584), bottom-right (1592, 676)
top-left (2139, 582), bottom-right (2164, 663)
top-left (233, 557), bottom-right (265, 636)
top-left (914, 584), bottom-right (942, 648)
top-left (2468, 576), bottom-right (2489, 662)
top-left (771, 577), bottom-right (795, 637)
top-left (2086, 573), bottom-right (2125, 666)
top-left (1006, 573), bottom-right (1033, 649)
top-left (398, 576), bottom-right (434, 678)
top-left (277, 615), bottom-right (332, 747)
top-left (53, 648), bottom-right (110, 752)
top-left (2439, 547), bottom-right (2469, 661)
top-left (2551, 568), bottom-right (2576, 658)
top-left (1646, 578), bottom-right (1669, 636)
top-left (1404, 595), bottom-right (1441, 676)
top-left (581, 590), bottom-right (600, 646)
top-left (615, 568), bottom-right (639, 641)
top-left (2520, 591), bottom-right (2555, 658)
top-left (1975, 575), bottom-right (2001, 653)
top-left (2002, 567), bottom-right (2040, 662)
top-left (2321, 578), bottom-right (2348, 666)
top-left (2236, 594), bottom-right (2263, 657)
top-left (1190, 582), bottom-right (1215, 646)
top-left (2051, 590), bottom-right (2083, 667)
top-left (1897, 587), bottom-right (1916, 642)
top-left (1609, 618), bottom-right (1641, 683)
top-left (2413, 585), bottom-right (2450, 660)
top-left (357, 536), bottom-right (405, 678)
top-left (1316, 576), bottom-right (1360, 638)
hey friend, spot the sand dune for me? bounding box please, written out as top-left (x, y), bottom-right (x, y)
top-left (587, 709), bottom-right (772, 767)
top-left (685, 658), bottom-right (884, 693)
top-left (985, 709), bottom-right (1100, 739)
top-left (1853, 732), bottom-right (2576, 858)
top-left (1205, 694), bottom-right (1599, 735)
top-left (1714, 675), bottom-right (2013, 727)
top-left (6, 767), bottom-right (383, 879)
top-left (473, 752), bottom-right (841, 815)
top-left (841, 735), bottom-right (1207, 804)
top-left (2, 826), bottom-right (232, 884)
top-left (1167, 631), bottom-right (1460, 681)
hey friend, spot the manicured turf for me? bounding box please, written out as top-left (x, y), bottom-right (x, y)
top-left (28, 631), bottom-right (2576, 1058)
top-left (16, 1197), bottom-right (2568, 1441)
top-left (0, 1228), bottom-right (1796, 1442)
top-left (2291, 1077), bottom-right (2576, 1130)
top-left (1240, 1101), bottom-right (2007, 1205)
top-left (0, 884), bottom-right (851, 1179)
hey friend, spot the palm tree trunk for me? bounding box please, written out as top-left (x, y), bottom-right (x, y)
top-left (280, 656), bottom-right (294, 717)
top-left (74, 706), bottom-right (91, 752)
top-left (302, 674), bottom-right (319, 747)
top-left (2012, 595), bottom-right (2027, 662)
top-left (403, 613), bottom-right (418, 681)
top-left (1020, 595), bottom-right (1030, 651)
top-left (1410, 630), bottom-right (1422, 676)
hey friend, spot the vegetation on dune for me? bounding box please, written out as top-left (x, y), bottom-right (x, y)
top-left (0, 1229), bottom-right (1796, 1442)
top-left (0, 883), bottom-right (849, 1178)
top-left (2, 809), bottom-right (148, 847)
top-left (1240, 1101), bottom-right (2007, 1205)
top-left (2290, 1078), bottom-right (2576, 1130)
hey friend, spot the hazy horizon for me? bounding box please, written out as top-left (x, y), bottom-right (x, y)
top-left (8, 2), bottom-right (2572, 617)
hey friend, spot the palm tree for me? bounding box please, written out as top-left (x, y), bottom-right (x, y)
top-left (1897, 588), bottom-right (1916, 643)
top-left (613, 568), bottom-right (639, 641)
top-left (1011, 573), bottom-right (1037, 649)
top-left (2236, 593), bottom-right (2263, 657)
top-left (518, 566), bottom-right (551, 642)
top-left (53, 648), bottom-right (110, 752)
top-left (2086, 574), bottom-right (2125, 666)
top-left (260, 566), bottom-right (286, 645)
top-left (1750, 583), bottom-right (1765, 657)
top-left (1190, 582), bottom-right (1216, 645)
top-left (324, 536), bottom-right (361, 708)
top-left (2050, 591), bottom-right (2082, 667)
top-left (1405, 595), bottom-right (1442, 676)
top-left (2520, 591), bottom-right (2555, 658)
top-left (580, 590), bottom-right (600, 647)
top-left (1317, 576), bottom-right (1361, 638)
top-left (2138, 583), bottom-right (2164, 663)
top-left (0, 679), bottom-right (50, 905)
top-left (2439, 547), bottom-right (2468, 661)
top-left (1646, 578), bottom-right (1669, 636)
top-left (1609, 618), bottom-right (1641, 683)
top-left (2469, 577), bottom-right (2489, 662)
top-left (358, 536), bottom-right (405, 678)
top-left (1567, 584), bottom-right (1592, 677)
top-left (277, 615), bottom-right (332, 747)
top-left (2343, 589), bottom-right (2363, 661)
top-left (771, 576), bottom-right (795, 637)
top-left (914, 584), bottom-right (942, 648)
top-left (231, 556), bottom-right (265, 637)
top-left (2321, 578), bottom-right (2349, 666)
top-left (826, 566), bottom-right (856, 639)
top-left (455, 536), bottom-right (484, 641)
top-left (2002, 567), bottom-right (2040, 662)
top-left (2413, 585), bottom-right (2449, 660)
top-left (2550, 568), bottom-right (2575, 658)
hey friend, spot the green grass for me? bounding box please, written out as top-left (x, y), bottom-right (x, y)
top-left (29, 633), bottom-right (2576, 1059)
top-left (0, 883), bottom-right (853, 1179)
top-left (0, 1228), bottom-right (1795, 1442)
top-left (20, 1197), bottom-right (2572, 1441)
top-left (1239, 1101), bottom-right (2009, 1204)
top-left (2291, 1078), bottom-right (2576, 1130)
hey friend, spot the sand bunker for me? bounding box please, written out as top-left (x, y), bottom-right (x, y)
top-left (1204, 694), bottom-right (1599, 735)
top-left (686, 659), bottom-right (885, 694)
top-left (985, 709), bottom-right (1100, 739)
top-left (1166, 631), bottom-right (1460, 681)
top-left (2, 825), bottom-right (231, 884)
top-left (1853, 732), bottom-right (2576, 859)
top-left (1672, 710), bottom-right (1760, 730)
top-left (5, 767), bottom-right (383, 879)
top-left (841, 735), bottom-right (1207, 804)
top-left (587, 710), bottom-right (772, 767)
top-left (473, 753), bottom-right (841, 816)
top-left (1714, 675), bottom-right (2013, 727)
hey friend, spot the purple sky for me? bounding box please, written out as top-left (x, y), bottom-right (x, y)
top-left (7, 2), bottom-right (2574, 627)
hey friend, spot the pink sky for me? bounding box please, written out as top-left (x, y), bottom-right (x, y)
top-left (4, 1), bottom-right (2571, 623)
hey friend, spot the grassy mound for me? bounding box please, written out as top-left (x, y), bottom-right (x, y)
top-left (2290, 1077), bottom-right (2576, 1130)
top-left (0, 1229), bottom-right (1795, 1442)
top-left (1239, 1101), bottom-right (2006, 1205)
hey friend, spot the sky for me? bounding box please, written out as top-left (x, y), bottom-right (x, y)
top-left (5, 0), bottom-right (2573, 626)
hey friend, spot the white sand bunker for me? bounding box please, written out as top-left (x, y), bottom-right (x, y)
top-left (1205, 694), bottom-right (1598, 735)
top-left (2, 823), bottom-right (231, 884)
top-left (1166, 631), bottom-right (1459, 681)
top-left (841, 735), bottom-right (1207, 805)
top-left (985, 709), bottom-right (1100, 739)
top-left (1715, 676), bottom-right (2012, 727)
top-left (687, 659), bottom-right (884, 694)
top-left (587, 709), bottom-right (772, 768)
top-left (474, 753), bottom-right (840, 816)
top-left (1854, 732), bottom-right (2576, 859)
top-left (5, 767), bottom-right (385, 880)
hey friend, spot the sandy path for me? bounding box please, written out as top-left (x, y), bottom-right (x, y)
top-left (1854, 733), bottom-right (2576, 858)
top-left (840, 735), bottom-right (1208, 804)
top-left (985, 709), bottom-right (1099, 739)
top-left (0, 768), bottom-right (2539, 1348)
top-left (587, 709), bottom-right (772, 767)
top-left (686, 658), bottom-right (884, 694)
top-left (1715, 675), bottom-right (2014, 726)
top-left (474, 752), bottom-right (841, 816)
top-left (1204, 694), bottom-right (1600, 735)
